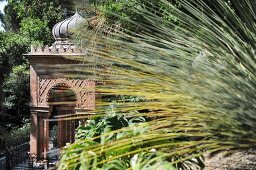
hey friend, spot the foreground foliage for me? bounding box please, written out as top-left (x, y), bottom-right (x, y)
top-left (59, 0), bottom-right (256, 169)
top-left (60, 106), bottom-right (204, 169)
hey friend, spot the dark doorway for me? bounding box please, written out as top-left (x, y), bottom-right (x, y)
top-left (48, 85), bottom-right (76, 148)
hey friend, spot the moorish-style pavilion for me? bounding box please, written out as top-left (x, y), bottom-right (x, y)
top-left (25, 11), bottom-right (97, 160)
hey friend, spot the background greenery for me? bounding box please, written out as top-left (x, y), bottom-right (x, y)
top-left (0, 0), bottom-right (75, 152)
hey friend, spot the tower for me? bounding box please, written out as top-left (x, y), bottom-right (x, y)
top-left (25, 11), bottom-right (95, 160)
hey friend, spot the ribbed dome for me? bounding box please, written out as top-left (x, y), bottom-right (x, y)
top-left (52, 11), bottom-right (85, 41)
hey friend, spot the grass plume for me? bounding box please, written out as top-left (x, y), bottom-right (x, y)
top-left (58, 0), bottom-right (256, 169)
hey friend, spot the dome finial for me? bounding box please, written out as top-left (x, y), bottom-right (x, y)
top-left (52, 11), bottom-right (85, 43)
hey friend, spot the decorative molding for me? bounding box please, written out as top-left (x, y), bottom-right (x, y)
top-left (38, 78), bottom-right (95, 110)
top-left (30, 45), bottom-right (83, 54)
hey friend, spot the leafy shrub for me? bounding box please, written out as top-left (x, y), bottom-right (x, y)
top-left (2, 64), bottom-right (30, 125)
top-left (0, 119), bottom-right (30, 154)
top-left (59, 104), bottom-right (204, 170)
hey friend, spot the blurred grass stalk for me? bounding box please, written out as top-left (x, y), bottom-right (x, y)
top-left (59, 0), bottom-right (256, 169)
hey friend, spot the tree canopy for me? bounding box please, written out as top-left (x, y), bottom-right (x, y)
top-left (0, 0), bottom-right (73, 131)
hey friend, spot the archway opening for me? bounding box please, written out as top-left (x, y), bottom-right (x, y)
top-left (48, 85), bottom-right (77, 149)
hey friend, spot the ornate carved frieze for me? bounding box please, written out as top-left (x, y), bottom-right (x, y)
top-left (38, 78), bottom-right (95, 110)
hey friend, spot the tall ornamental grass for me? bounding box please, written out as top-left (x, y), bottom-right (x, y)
top-left (58, 0), bottom-right (256, 169)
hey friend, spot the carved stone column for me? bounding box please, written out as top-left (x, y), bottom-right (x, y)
top-left (43, 118), bottom-right (49, 160)
top-left (30, 112), bottom-right (38, 157)
top-left (30, 107), bottom-right (49, 160)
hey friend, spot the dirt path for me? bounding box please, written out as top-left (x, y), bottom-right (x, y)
top-left (205, 149), bottom-right (256, 170)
